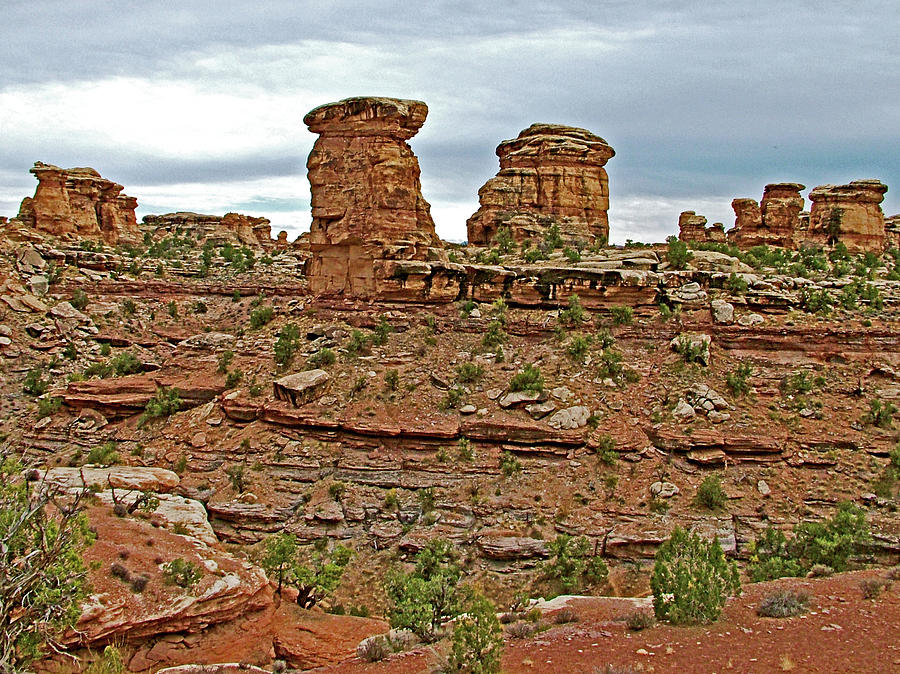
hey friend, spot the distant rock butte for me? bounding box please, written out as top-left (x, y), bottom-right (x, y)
top-left (303, 96), bottom-right (442, 297)
top-left (467, 123), bottom-right (615, 247)
top-left (15, 162), bottom-right (140, 245)
top-left (142, 212), bottom-right (274, 249)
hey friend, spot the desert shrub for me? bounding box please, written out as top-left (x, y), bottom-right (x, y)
top-left (746, 528), bottom-right (804, 582)
top-left (864, 398), bottom-right (897, 428)
top-left (448, 591), bottom-right (503, 674)
top-left (624, 611), bottom-right (655, 631)
top-left (307, 347), bottom-right (336, 368)
top-left (457, 437), bottom-right (474, 461)
top-left (23, 368), bottom-right (49, 396)
top-left (130, 575), bottom-right (149, 593)
top-left (385, 539), bottom-right (463, 642)
top-left (544, 224), bottom-right (564, 250)
top-left (673, 335), bottom-right (707, 364)
top-left (726, 362), bottom-right (753, 396)
top-left (499, 451), bottom-right (521, 477)
top-left (694, 475), bottom-right (727, 510)
top-left (509, 364), bottom-right (544, 393)
top-left (192, 300), bottom-right (207, 314)
top-left (456, 362), bottom-right (484, 383)
top-left (225, 369), bottom-right (243, 389)
top-left (225, 464), bottom-right (247, 493)
top-left (505, 621), bottom-right (539, 639)
top-left (610, 305), bottom-right (633, 325)
top-left (70, 289), bottom-right (89, 311)
top-left (249, 305), bottom-right (274, 328)
top-left (372, 316), bottom-right (392, 346)
top-left (553, 607), bottom-right (579, 624)
top-left (329, 481), bottom-right (346, 501)
top-left (651, 527), bottom-right (740, 625)
top-left (37, 396), bottom-right (63, 419)
top-left (558, 294), bottom-right (585, 325)
top-left (798, 287), bottom-right (833, 315)
top-left (566, 334), bottom-right (593, 362)
top-left (459, 300), bottom-right (477, 318)
top-left (481, 320), bottom-right (507, 349)
top-left (166, 300), bottom-right (177, 317)
top-left (725, 273), bottom-right (748, 294)
top-left (345, 329), bottom-right (371, 356)
top-left (666, 236), bottom-right (693, 270)
top-left (493, 226), bottom-right (515, 254)
top-left (86, 442), bottom-right (119, 467)
top-left (110, 352), bottom-right (142, 376)
top-left (476, 248), bottom-right (501, 265)
top-left (359, 635), bottom-right (391, 662)
top-left (138, 387), bottom-right (182, 426)
top-left (274, 323), bottom-right (301, 367)
top-left (384, 369), bottom-right (399, 391)
top-left (860, 577), bottom-right (891, 600)
top-left (109, 562), bottom-right (130, 582)
top-left (563, 246), bottom-right (582, 263)
top-left (543, 534), bottom-right (608, 595)
top-left (523, 247), bottom-right (545, 263)
top-left (757, 590), bottom-right (811, 618)
top-left (84, 645), bottom-right (126, 674)
top-left (217, 350), bottom-right (234, 373)
top-left (162, 558), bottom-right (202, 590)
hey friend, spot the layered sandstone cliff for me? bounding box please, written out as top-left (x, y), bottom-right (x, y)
top-left (466, 124), bottom-right (615, 247)
top-left (15, 162), bottom-right (140, 245)
top-left (807, 180), bottom-right (889, 252)
top-left (303, 97), bottom-right (442, 296)
top-left (142, 212), bottom-right (274, 249)
top-left (728, 183), bottom-right (805, 248)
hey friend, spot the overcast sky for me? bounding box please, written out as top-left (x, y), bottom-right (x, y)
top-left (1, 1), bottom-right (897, 243)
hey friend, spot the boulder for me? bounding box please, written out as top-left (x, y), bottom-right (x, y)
top-left (710, 299), bottom-right (734, 324)
top-left (547, 405), bottom-right (591, 430)
top-left (273, 370), bottom-right (331, 407)
top-left (39, 466), bottom-right (180, 493)
top-left (476, 534), bottom-right (548, 559)
top-left (650, 481), bottom-right (679, 498)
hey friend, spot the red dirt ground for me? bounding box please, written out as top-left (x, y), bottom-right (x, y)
top-left (313, 569), bottom-right (900, 674)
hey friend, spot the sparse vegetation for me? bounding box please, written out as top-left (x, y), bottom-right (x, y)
top-left (162, 558), bottom-right (203, 590)
top-left (757, 590), bottom-right (811, 618)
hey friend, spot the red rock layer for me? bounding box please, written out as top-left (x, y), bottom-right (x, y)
top-left (303, 97), bottom-right (441, 297)
top-left (466, 124), bottom-right (615, 247)
top-left (807, 180), bottom-right (889, 252)
top-left (16, 162), bottom-right (140, 245)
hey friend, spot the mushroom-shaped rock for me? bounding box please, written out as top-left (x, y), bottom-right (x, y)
top-left (273, 369), bottom-right (331, 407)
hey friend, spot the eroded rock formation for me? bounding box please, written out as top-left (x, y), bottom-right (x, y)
top-left (677, 211), bottom-right (725, 244)
top-left (466, 124), bottom-right (615, 247)
top-left (728, 183), bottom-right (805, 248)
top-left (142, 212), bottom-right (274, 248)
top-left (15, 162), bottom-right (140, 245)
top-left (807, 180), bottom-right (889, 252)
top-left (303, 96), bottom-right (442, 296)
top-left (886, 214), bottom-right (900, 249)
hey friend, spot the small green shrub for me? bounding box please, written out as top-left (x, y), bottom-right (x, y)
top-left (110, 352), bottom-right (142, 376)
top-left (695, 475), bottom-right (727, 510)
top-left (500, 451), bottom-right (522, 477)
top-left (725, 273), bottom-right (748, 294)
top-left (509, 364), bottom-right (544, 393)
top-left (610, 305), bottom-right (633, 325)
top-left (329, 481), bottom-right (346, 501)
top-left (726, 362), bottom-right (753, 396)
top-left (481, 320), bottom-right (507, 349)
top-left (543, 534), bottom-right (608, 595)
top-left (23, 368), bottom-right (49, 396)
top-left (864, 398), bottom-right (897, 428)
top-left (566, 334), bottom-right (593, 362)
top-left (448, 591), bottom-right (503, 674)
top-left (162, 558), bottom-right (202, 590)
top-left (70, 289), bottom-right (89, 311)
top-left (384, 369), bottom-right (399, 391)
top-left (86, 442), bottom-right (119, 466)
top-left (249, 305), bottom-right (274, 328)
top-left (274, 323), bottom-right (301, 367)
top-left (308, 347), bottom-right (336, 368)
top-left (37, 396), bottom-right (63, 419)
top-left (372, 316), bottom-right (392, 346)
top-left (217, 350), bottom-right (234, 374)
top-left (493, 226), bottom-right (515, 254)
top-left (651, 527), bottom-right (740, 625)
top-left (456, 362), bottom-right (484, 383)
top-left (666, 236), bottom-right (694, 270)
top-left (225, 369), bottom-right (243, 389)
top-left (345, 329), bottom-right (371, 356)
top-left (138, 387), bottom-right (182, 427)
top-left (544, 224), bottom-right (564, 250)
top-left (558, 294), bottom-right (585, 325)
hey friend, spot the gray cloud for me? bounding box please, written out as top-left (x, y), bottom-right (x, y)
top-left (2, 1), bottom-right (898, 243)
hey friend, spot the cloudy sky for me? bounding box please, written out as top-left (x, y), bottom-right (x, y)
top-left (1, 1), bottom-right (897, 243)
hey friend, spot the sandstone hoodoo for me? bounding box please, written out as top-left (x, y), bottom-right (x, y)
top-left (807, 179), bottom-right (889, 253)
top-left (727, 182), bottom-right (806, 249)
top-left (466, 123), bottom-right (615, 247)
top-left (677, 211), bottom-right (725, 244)
top-left (303, 96), bottom-right (443, 297)
top-left (14, 162), bottom-right (140, 245)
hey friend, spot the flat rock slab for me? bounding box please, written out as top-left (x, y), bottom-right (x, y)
top-left (40, 466), bottom-right (180, 493)
top-left (273, 369), bottom-right (331, 407)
